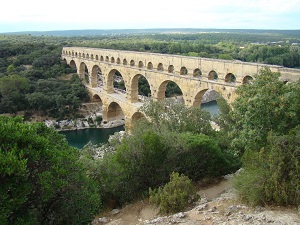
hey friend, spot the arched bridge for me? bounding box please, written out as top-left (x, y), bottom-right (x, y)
top-left (62, 47), bottom-right (300, 129)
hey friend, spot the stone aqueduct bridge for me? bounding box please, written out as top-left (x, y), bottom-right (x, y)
top-left (62, 47), bottom-right (300, 129)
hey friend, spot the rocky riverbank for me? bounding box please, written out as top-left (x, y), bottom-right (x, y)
top-left (44, 102), bottom-right (125, 131)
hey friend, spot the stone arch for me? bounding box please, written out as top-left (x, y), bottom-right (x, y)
top-left (131, 111), bottom-right (145, 125)
top-left (107, 69), bottom-right (126, 94)
top-left (82, 53), bottom-right (85, 58)
top-left (157, 80), bottom-right (184, 103)
top-left (96, 55), bottom-right (99, 60)
top-left (79, 62), bottom-right (89, 82)
top-left (138, 61), bottom-right (144, 68)
top-left (91, 54), bottom-right (94, 60)
top-left (86, 54), bottom-right (89, 59)
top-left (68, 51), bottom-right (71, 56)
top-left (168, 65), bottom-right (174, 73)
top-left (123, 59), bottom-right (128, 65)
top-left (100, 56), bottom-right (104, 61)
top-left (79, 53), bottom-right (82, 58)
top-left (193, 68), bottom-right (202, 77)
top-left (157, 63), bottom-right (164, 71)
top-left (91, 65), bottom-right (103, 88)
top-left (69, 60), bottom-right (77, 69)
top-left (117, 58), bottom-right (121, 64)
top-left (75, 52), bottom-right (78, 57)
top-left (111, 57), bottom-right (115, 63)
top-left (72, 52), bottom-right (74, 56)
top-left (180, 66), bottom-right (188, 75)
top-left (147, 62), bottom-right (153, 70)
top-left (225, 73), bottom-right (236, 83)
top-left (208, 70), bottom-right (218, 80)
top-left (92, 94), bottom-right (103, 106)
top-left (130, 74), bottom-right (151, 102)
top-left (130, 60), bottom-right (135, 66)
top-left (192, 89), bottom-right (221, 108)
top-left (105, 56), bottom-right (109, 62)
top-left (107, 102), bottom-right (125, 121)
top-left (243, 75), bottom-right (254, 84)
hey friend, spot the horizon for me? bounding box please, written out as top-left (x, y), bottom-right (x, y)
top-left (0, 0), bottom-right (299, 33)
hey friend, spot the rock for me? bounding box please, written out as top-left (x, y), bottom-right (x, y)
top-left (194, 203), bottom-right (208, 211)
top-left (172, 212), bottom-right (186, 219)
top-left (110, 209), bottom-right (121, 215)
top-left (208, 206), bottom-right (217, 212)
top-left (98, 217), bottom-right (108, 223)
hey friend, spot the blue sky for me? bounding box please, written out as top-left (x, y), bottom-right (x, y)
top-left (0, 0), bottom-right (299, 33)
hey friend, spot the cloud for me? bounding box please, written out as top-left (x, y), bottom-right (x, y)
top-left (0, 0), bottom-right (299, 32)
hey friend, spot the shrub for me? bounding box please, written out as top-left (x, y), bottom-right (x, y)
top-left (234, 128), bottom-right (300, 206)
top-left (149, 172), bottom-right (199, 214)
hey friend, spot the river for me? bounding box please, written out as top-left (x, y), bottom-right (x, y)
top-left (201, 100), bottom-right (219, 116)
top-left (61, 101), bottom-right (219, 148)
top-left (60, 126), bottom-right (124, 149)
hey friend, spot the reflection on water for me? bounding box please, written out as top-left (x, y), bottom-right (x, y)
top-left (60, 126), bottom-right (124, 149)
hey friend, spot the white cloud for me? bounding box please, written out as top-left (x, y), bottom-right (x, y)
top-left (0, 0), bottom-right (299, 32)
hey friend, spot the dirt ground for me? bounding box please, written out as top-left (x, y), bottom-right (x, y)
top-left (92, 177), bottom-right (300, 225)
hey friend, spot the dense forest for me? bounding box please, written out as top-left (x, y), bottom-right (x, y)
top-left (1, 30), bottom-right (300, 224)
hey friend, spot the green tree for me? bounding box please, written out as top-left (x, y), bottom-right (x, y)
top-left (139, 99), bottom-right (214, 135)
top-left (0, 116), bottom-right (101, 224)
top-left (234, 128), bottom-right (300, 206)
top-left (230, 67), bottom-right (300, 152)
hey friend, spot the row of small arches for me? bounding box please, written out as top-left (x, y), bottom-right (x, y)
top-left (64, 51), bottom-right (253, 84)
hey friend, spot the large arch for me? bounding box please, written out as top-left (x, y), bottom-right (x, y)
top-left (106, 102), bottom-right (125, 121)
top-left (130, 74), bottom-right (151, 102)
top-left (91, 94), bottom-right (103, 106)
top-left (91, 65), bottom-right (103, 88)
top-left (106, 69), bottom-right (126, 94)
top-left (156, 80), bottom-right (184, 103)
top-left (69, 60), bottom-right (77, 69)
top-left (131, 111), bottom-right (145, 122)
top-left (192, 89), bottom-right (221, 108)
top-left (79, 62), bottom-right (88, 82)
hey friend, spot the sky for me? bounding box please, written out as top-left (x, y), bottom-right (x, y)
top-left (0, 0), bottom-right (299, 33)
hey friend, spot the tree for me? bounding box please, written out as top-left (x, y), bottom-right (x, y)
top-left (231, 67), bottom-right (300, 206)
top-left (230, 67), bottom-right (300, 152)
top-left (139, 99), bottom-right (214, 135)
top-left (0, 116), bottom-right (101, 224)
top-left (0, 75), bottom-right (30, 113)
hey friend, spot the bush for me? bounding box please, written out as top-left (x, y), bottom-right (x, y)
top-left (0, 116), bottom-right (101, 224)
top-left (149, 172), bottom-right (199, 214)
top-left (234, 128), bottom-right (300, 206)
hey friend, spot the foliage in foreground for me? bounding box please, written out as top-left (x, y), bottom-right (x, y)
top-left (0, 116), bottom-right (101, 225)
top-left (149, 172), bottom-right (199, 214)
top-left (235, 128), bottom-right (300, 206)
top-left (230, 67), bottom-right (300, 153)
top-left (95, 101), bottom-right (236, 206)
top-left (232, 68), bottom-right (300, 207)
